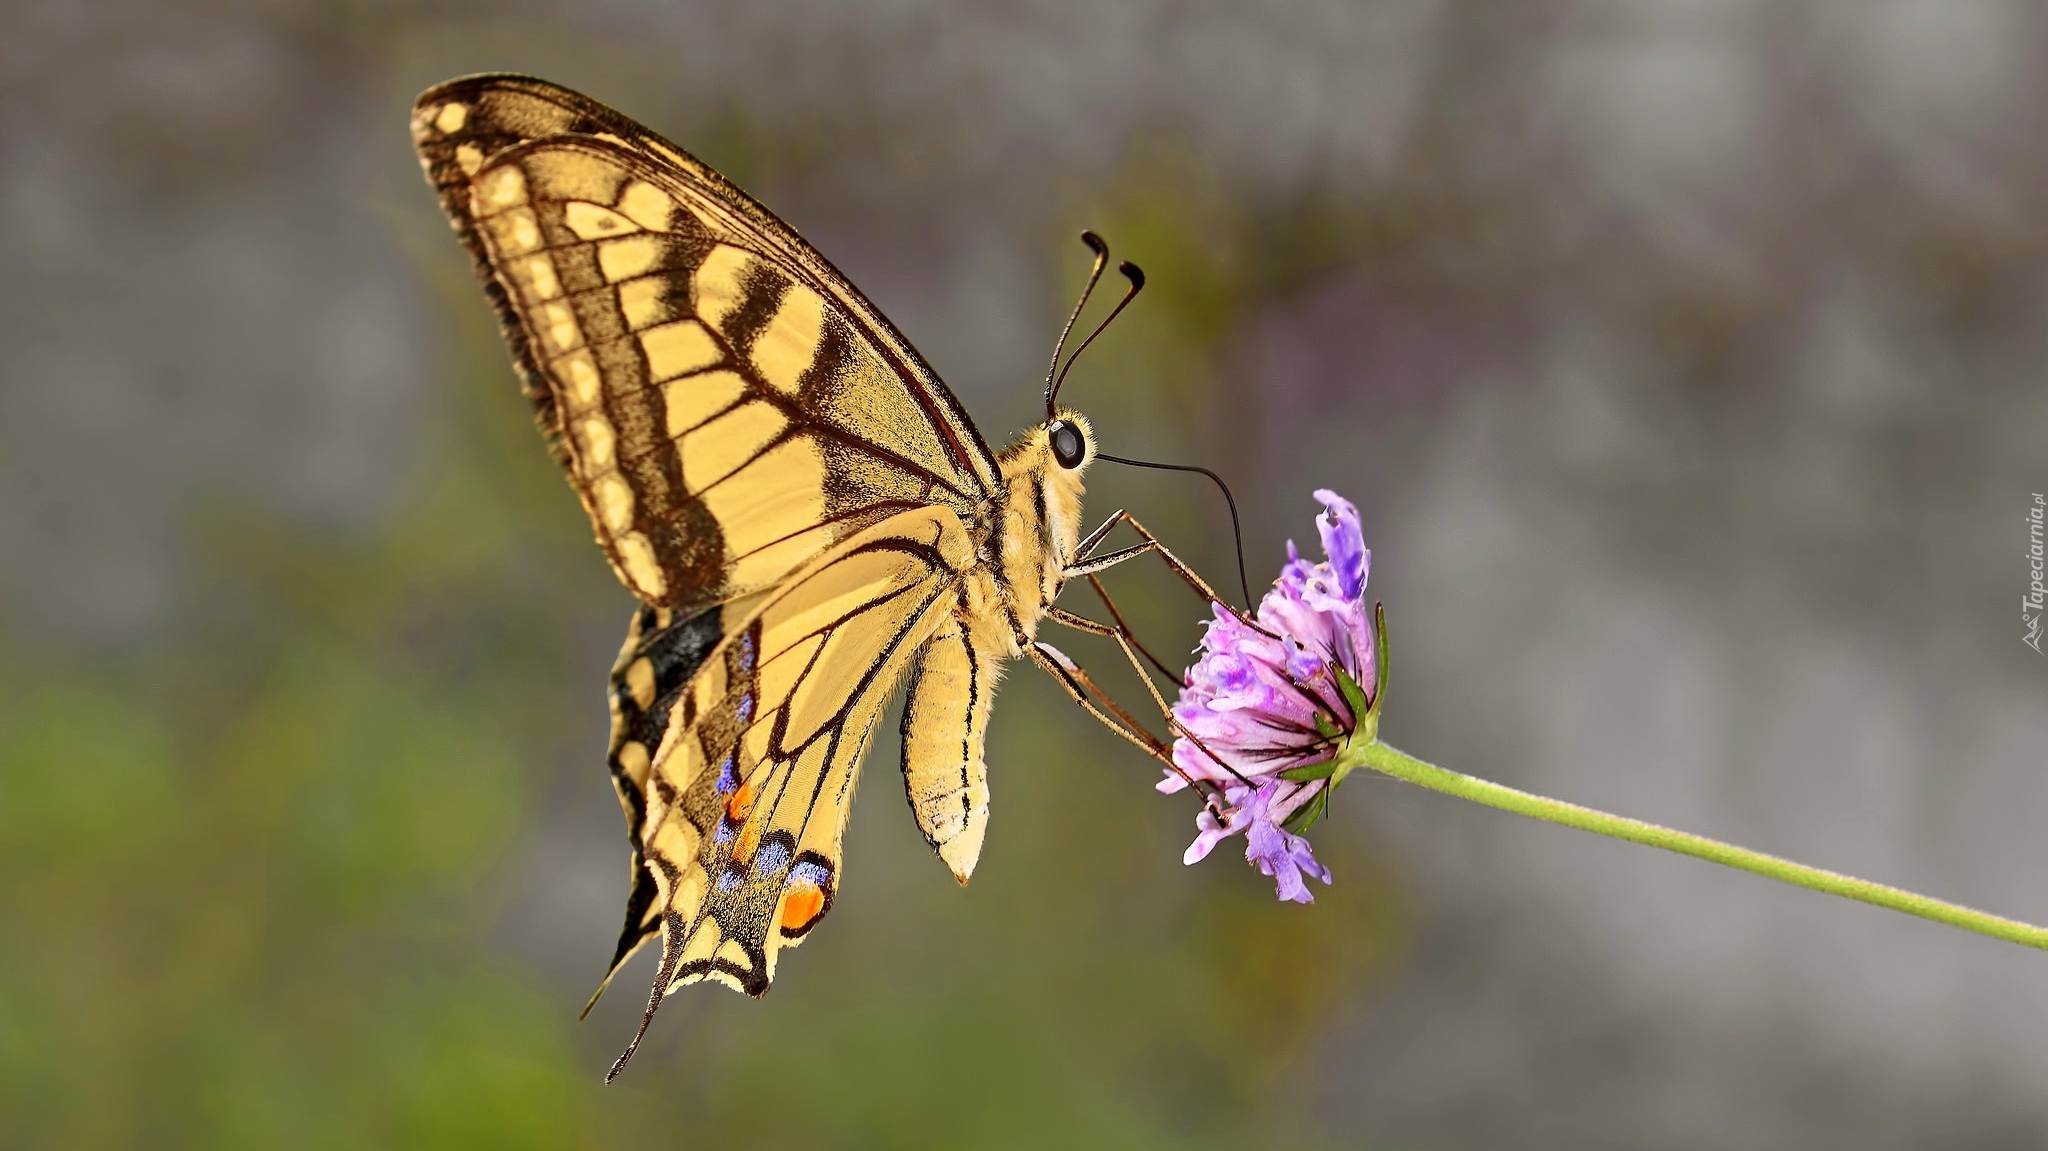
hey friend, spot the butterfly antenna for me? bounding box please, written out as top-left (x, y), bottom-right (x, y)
top-left (1048, 260), bottom-right (1146, 414)
top-left (1096, 452), bottom-right (1255, 611)
top-left (1045, 231), bottom-right (1112, 419)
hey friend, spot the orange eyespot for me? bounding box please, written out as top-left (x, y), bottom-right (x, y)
top-left (779, 883), bottom-right (826, 933)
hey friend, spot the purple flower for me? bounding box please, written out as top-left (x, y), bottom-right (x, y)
top-left (1165, 490), bottom-right (1378, 902)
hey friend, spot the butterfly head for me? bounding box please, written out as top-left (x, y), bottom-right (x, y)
top-left (1003, 408), bottom-right (1095, 495)
top-left (1035, 410), bottom-right (1094, 563)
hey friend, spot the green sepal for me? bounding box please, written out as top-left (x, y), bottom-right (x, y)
top-left (1335, 665), bottom-right (1376, 748)
top-left (1279, 758), bottom-right (1339, 783)
top-left (1313, 711), bottom-right (1342, 741)
top-left (1369, 601), bottom-right (1388, 717)
top-left (1334, 666), bottom-right (1371, 723)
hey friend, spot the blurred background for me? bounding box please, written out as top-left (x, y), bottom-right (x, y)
top-left (4, 1), bottom-right (2047, 1147)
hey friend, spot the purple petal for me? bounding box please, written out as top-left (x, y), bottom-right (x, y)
top-left (1313, 489), bottom-right (1369, 602)
top-left (1182, 787), bottom-right (1254, 864)
top-left (1184, 813), bottom-right (1231, 865)
top-left (1241, 782), bottom-right (1333, 903)
top-left (1280, 539), bottom-right (1316, 587)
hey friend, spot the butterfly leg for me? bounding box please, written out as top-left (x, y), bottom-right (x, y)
top-left (1115, 515), bottom-right (1241, 611)
top-left (1078, 573), bottom-right (1178, 679)
top-left (1073, 508), bottom-right (1130, 562)
top-left (1062, 511), bottom-right (1226, 605)
top-left (1029, 639), bottom-right (1244, 811)
top-left (1044, 605), bottom-right (1179, 727)
top-left (1064, 509), bottom-right (1167, 580)
top-left (1061, 513), bottom-right (1290, 788)
top-left (1029, 641), bottom-right (1239, 814)
top-left (1027, 641), bottom-right (1180, 772)
top-left (1045, 599), bottom-right (1254, 792)
top-left (1065, 514), bottom-right (1275, 637)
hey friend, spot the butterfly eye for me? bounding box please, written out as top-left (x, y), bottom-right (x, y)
top-left (1048, 420), bottom-right (1086, 469)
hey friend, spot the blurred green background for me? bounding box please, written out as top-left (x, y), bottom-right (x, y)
top-left (4, 3), bottom-right (2047, 1148)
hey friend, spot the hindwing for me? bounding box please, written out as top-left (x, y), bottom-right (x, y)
top-left (602, 506), bottom-right (975, 1072)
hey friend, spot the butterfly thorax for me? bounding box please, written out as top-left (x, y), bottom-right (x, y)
top-left (963, 410), bottom-right (1094, 658)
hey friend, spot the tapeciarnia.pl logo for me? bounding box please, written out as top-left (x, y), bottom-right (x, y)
top-left (2027, 493), bottom-right (2045, 655)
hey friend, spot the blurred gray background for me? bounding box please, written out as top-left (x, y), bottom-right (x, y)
top-left (4, 1), bottom-right (2046, 1147)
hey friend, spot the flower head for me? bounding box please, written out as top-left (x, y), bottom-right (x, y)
top-left (1165, 489), bottom-right (1379, 901)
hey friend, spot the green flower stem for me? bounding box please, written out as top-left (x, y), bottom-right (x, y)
top-left (1348, 739), bottom-right (2048, 951)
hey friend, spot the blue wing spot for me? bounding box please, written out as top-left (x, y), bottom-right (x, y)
top-left (755, 838), bottom-right (791, 873)
top-left (715, 866), bottom-right (744, 892)
top-left (786, 860), bottom-right (832, 890)
top-left (736, 630), bottom-right (757, 675)
top-left (716, 753), bottom-right (740, 794)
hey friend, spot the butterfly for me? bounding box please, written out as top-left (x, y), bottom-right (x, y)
top-left (410, 74), bottom-right (1238, 1078)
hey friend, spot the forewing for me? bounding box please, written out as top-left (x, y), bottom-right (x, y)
top-left (410, 75), bottom-right (1000, 620)
top-left (604, 506), bottom-right (975, 1075)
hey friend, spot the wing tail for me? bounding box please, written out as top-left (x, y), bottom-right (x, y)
top-left (604, 911), bottom-right (690, 1082)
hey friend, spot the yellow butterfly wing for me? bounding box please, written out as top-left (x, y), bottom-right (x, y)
top-left (605, 505), bottom-right (976, 1076)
